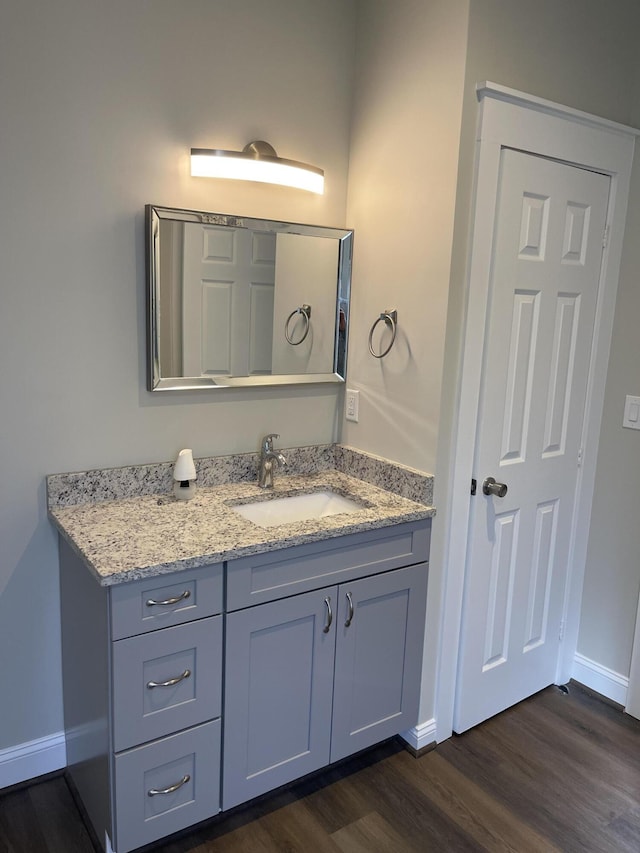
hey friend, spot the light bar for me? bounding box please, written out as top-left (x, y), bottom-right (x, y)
top-left (190, 140), bottom-right (324, 194)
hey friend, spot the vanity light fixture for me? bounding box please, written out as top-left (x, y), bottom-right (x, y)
top-left (190, 140), bottom-right (324, 194)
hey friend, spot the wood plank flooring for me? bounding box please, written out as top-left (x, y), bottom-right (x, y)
top-left (1, 681), bottom-right (639, 853)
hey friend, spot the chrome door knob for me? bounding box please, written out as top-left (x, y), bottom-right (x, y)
top-left (482, 477), bottom-right (508, 498)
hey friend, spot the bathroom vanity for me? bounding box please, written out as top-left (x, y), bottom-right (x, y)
top-left (50, 447), bottom-right (433, 853)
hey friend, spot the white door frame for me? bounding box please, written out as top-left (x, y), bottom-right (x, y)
top-left (626, 597), bottom-right (640, 717)
top-left (436, 82), bottom-right (638, 742)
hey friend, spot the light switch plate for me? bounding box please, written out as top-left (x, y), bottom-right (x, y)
top-left (623, 395), bottom-right (640, 430)
top-left (345, 389), bottom-right (359, 422)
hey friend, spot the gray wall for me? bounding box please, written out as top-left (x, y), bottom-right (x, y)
top-left (0, 0), bottom-right (356, 750)
top-left (578, 151), bottom-right (640, 675)
top-left (343, 0), bottom-right (469, 475)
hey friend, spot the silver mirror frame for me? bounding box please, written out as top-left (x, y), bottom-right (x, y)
top-left (146, 205), bottom-right (353, 391)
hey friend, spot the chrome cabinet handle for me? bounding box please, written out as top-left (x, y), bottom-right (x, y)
top-left (146, 590), bottom-right (191, 607)
top-left (147, 668), bottom-right (191, 689)
top-left (148, 774), bottom-right (190, 797)
top-left (323, 596), bottom-right (333, 633)
top-left (482, 477), bottom-right (508, 498)
top-left (344, 592), bottom-right (354, 627)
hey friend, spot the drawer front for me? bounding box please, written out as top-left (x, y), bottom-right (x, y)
top-left (112, 616), bottom-right (222, 752)
top-left (226, 520), bottom-right (431, 611)
top-left (114, 719), bottom-right (221, 853)
top-left (110, 563), bottom-right (223, 640)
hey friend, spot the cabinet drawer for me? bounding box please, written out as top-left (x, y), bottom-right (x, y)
top-left (112, 616), bottom-right (222, 752)
top-left (113, 719), bottom-right (220, 853)
top-left (226, 520), bottom-right (430, 610)
top-left (110, 563), bottom-right (223, 640)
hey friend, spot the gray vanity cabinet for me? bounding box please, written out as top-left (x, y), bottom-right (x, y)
top-left (223, 560), bottom-right (428, 811)
top-left (59, 517), bottom-right (430, 851)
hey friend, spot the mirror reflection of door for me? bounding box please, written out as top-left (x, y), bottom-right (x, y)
top-left (182, 224), bottom-right (276, 377)
top-left (271, 233), bottom-right (339, 375)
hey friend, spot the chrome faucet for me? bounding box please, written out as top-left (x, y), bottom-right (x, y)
top-left (258, 433), bottom-right (287, 489)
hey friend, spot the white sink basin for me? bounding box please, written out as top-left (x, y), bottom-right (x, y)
top-left (231, 490), bottom-right (362, 528)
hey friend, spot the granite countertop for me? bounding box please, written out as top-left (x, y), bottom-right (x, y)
top-left (50, 470), bottom-right (435, 586)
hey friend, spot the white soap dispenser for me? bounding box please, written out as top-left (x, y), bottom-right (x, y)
top-left (173, 448), bottom-right (197, 501)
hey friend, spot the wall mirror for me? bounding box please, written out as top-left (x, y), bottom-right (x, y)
top-left (146, 205), bottom-right (353, 390)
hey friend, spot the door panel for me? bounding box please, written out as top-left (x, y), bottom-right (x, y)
top-left (182, 225), bottom-right (275, 377)
top-left (454, 149), bottom-right (610, 733)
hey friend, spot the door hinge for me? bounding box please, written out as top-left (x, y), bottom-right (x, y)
top-left (577, 446), bottom-right (584, 467)
top-left (559, 620), bottom-right (565, 642)
top-left (602, 225), bottom-right (610, 249)
top-left (470, 478), bottom-right (477, 496)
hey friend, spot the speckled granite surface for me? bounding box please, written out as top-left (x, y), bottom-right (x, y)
top-left (47, 444), bottom-right (338, 508)
top-left (335, 445), bottom-right (433, 505)
top-left (47, 445), bottom-right (434, 587)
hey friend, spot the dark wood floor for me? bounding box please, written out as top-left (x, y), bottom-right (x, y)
top-left (1, 681), bottom-right (639, 853)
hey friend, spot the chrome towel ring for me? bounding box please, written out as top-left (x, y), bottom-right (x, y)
top-left (285, 304), bottom-right (312, 345)
top-left (368, 309), bottom-right (397, 358)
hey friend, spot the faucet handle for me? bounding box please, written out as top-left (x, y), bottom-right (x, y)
top-left (261, 433), bottom-right (279, 452)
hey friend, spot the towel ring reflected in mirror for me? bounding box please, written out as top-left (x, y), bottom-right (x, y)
top-left (368, 309), bottom-right (397, 358)
top-left (285, 304), bottom-right (312, 345)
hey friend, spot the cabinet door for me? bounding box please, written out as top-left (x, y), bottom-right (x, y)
top-left (223, 588), bottom-right (336, 810)
top-left (330, 563), bottom-right (428, 762)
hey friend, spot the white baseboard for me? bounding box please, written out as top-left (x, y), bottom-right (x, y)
top-left (0, 731), bottom-right (66, 790)
top-left (572, 652), bottom-right (629, 706)
top-left (400, 718), bottom-right (437, 752)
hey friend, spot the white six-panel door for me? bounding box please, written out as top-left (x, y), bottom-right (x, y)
top-left (182, 225), bottom-right (276, 377)
top-left (454, 148), bottom-right (610, 733)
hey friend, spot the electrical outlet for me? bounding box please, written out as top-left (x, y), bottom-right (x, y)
top-left (345, 389), bottom-right (359, 422)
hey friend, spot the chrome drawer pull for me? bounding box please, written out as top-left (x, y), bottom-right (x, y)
top-left (146, 668), bottom-right (191, 689)
top-left (344, 591), bottom-right (354, 627)
top-left (148, 774), bottom-right (190, 797)
top-left (146, 590), bottom-right (191, 607)
top-left (323, 596), bottom-right (333, 634)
